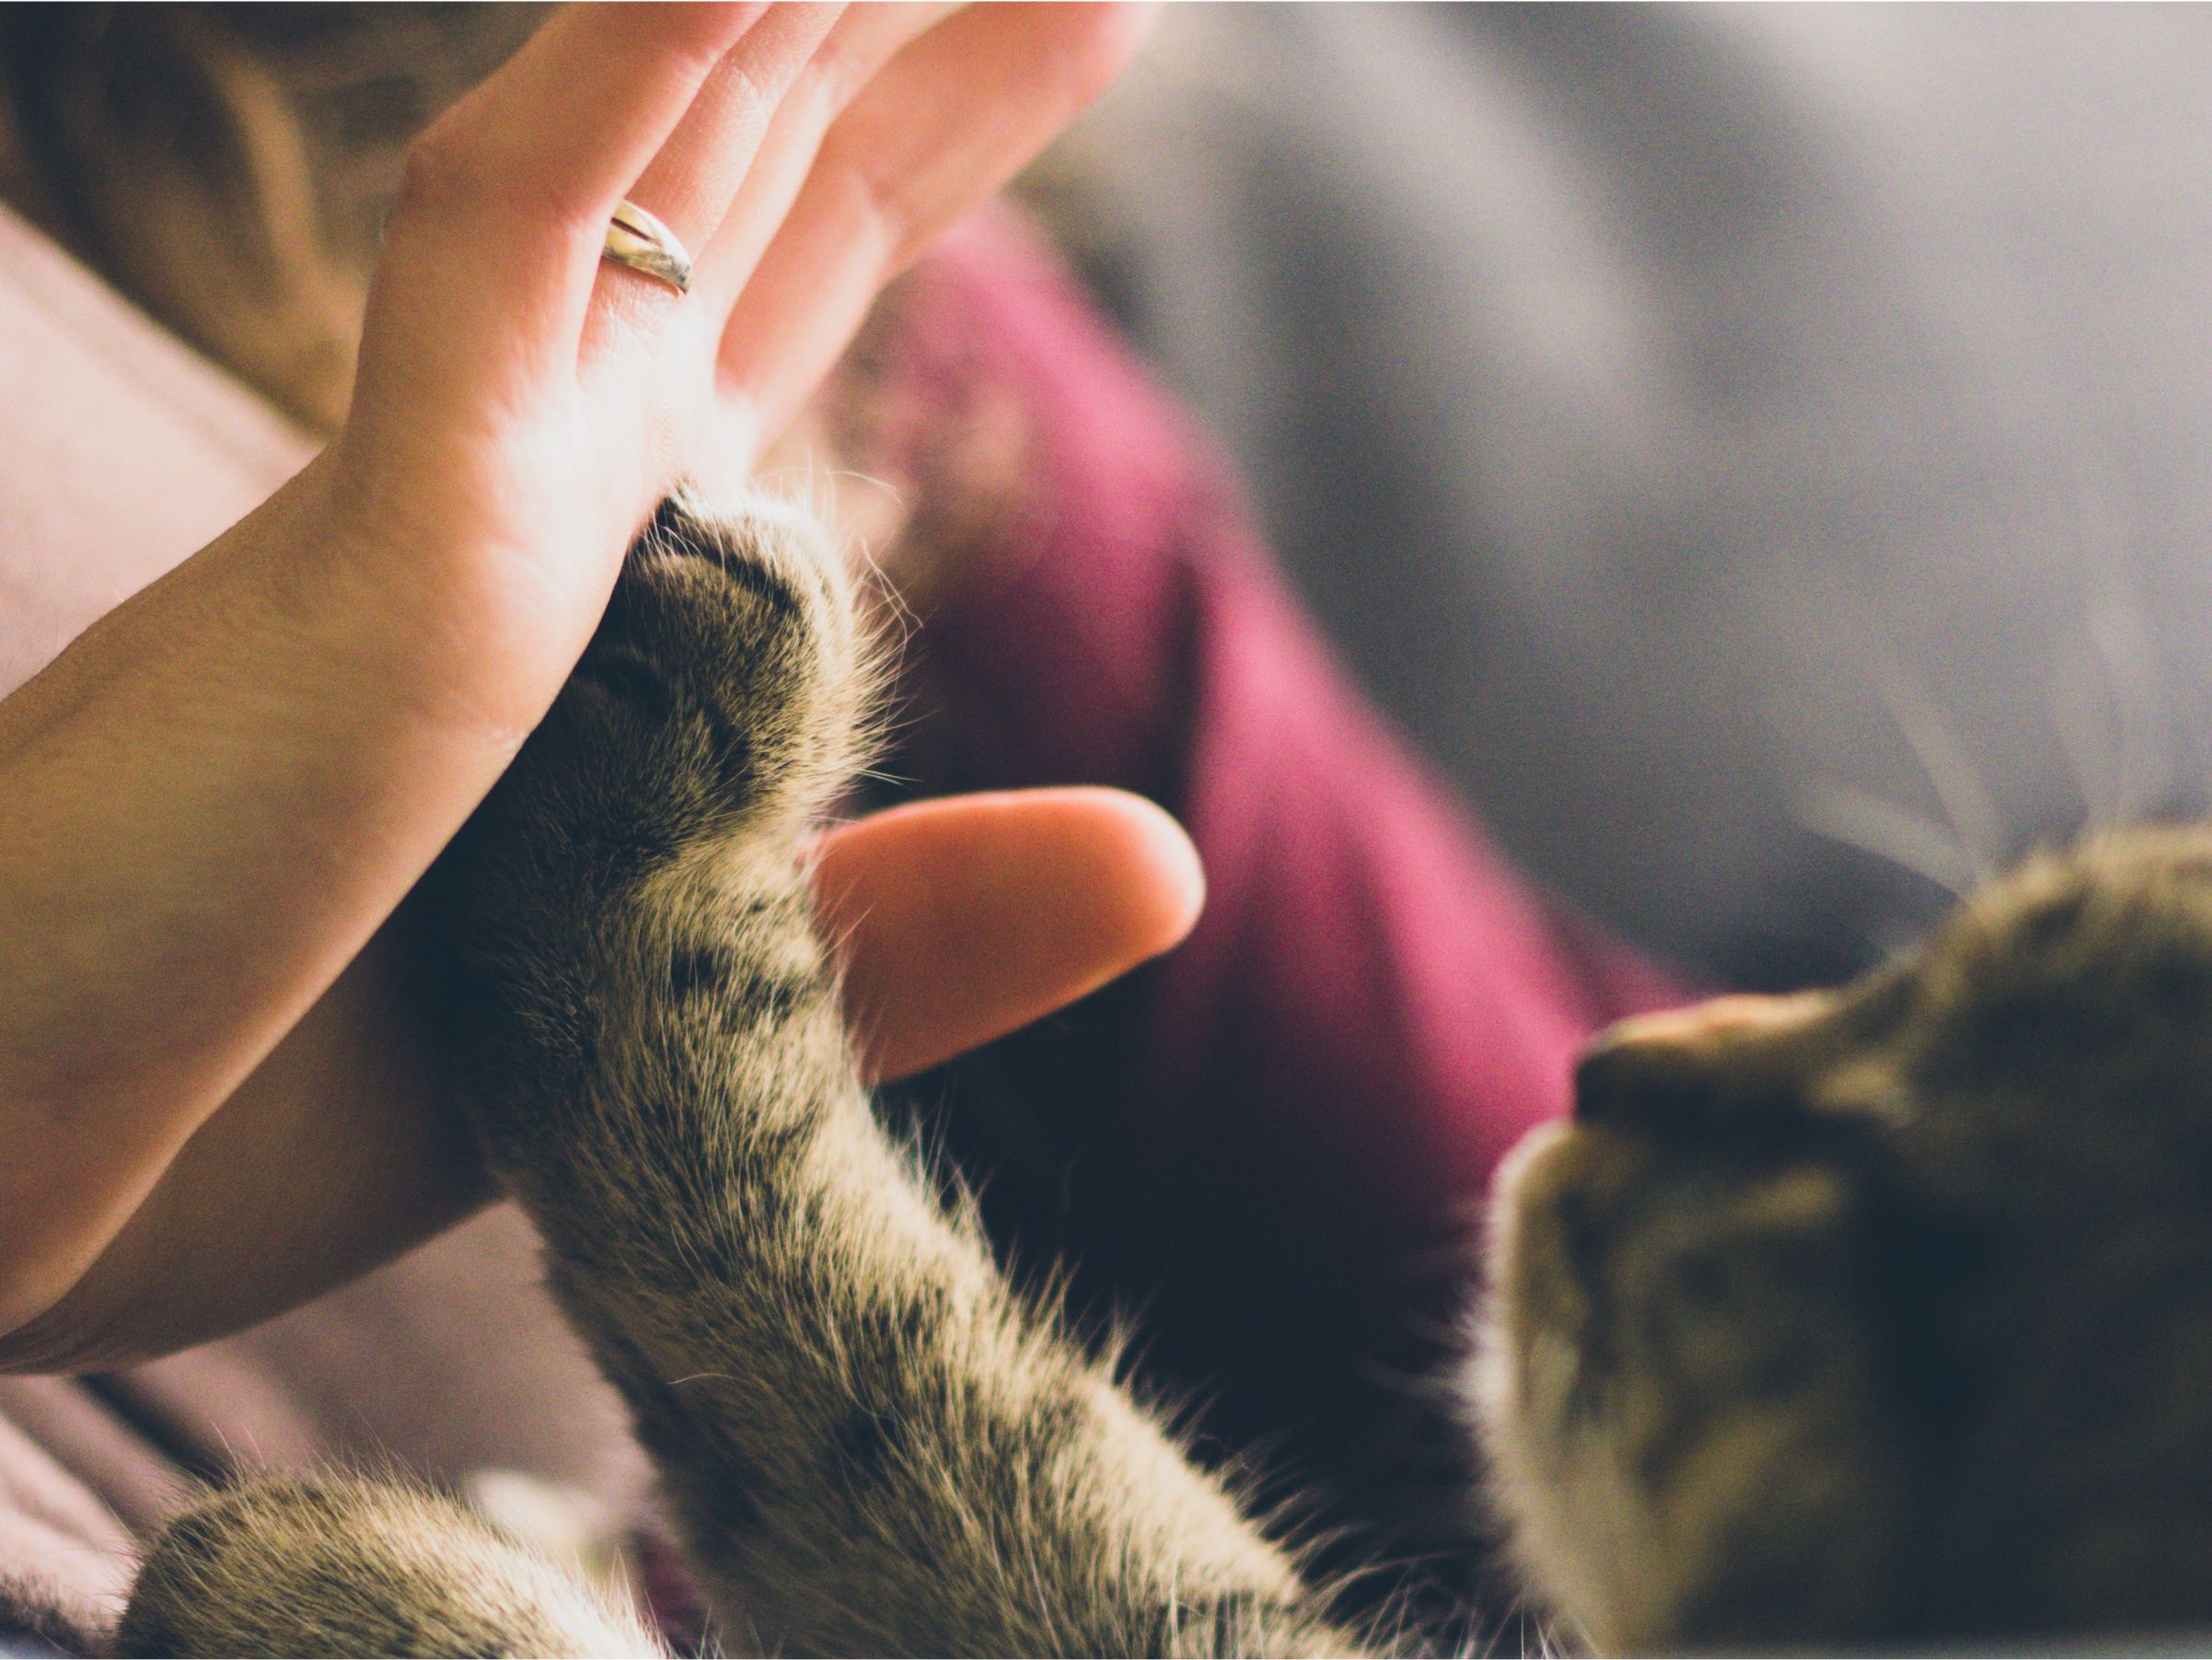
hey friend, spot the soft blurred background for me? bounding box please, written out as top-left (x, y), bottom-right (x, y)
top-left (1026, 3), bottom-right (2212, 992)
top-left (8, 8), bottom-right (2212, 1647)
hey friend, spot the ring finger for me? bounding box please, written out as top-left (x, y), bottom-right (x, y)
top-left (586, 3), bottom-right (963, 369)
top-left (584, 3), bottom-right (848, 334)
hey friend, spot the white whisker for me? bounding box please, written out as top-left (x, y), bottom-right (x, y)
top-left (1790, 775), bottom-right (1973, 897)
top-left (1863, 650), bottom-right (2002, 884)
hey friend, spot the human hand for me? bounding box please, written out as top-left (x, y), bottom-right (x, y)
top-left (2, 784), bottom-right (1201, 1373)
top-left (0, 4), bottom-right (1152, 1367)
top-left (818, 788), bottom-right (1204, 1085)
top-left (331, 3), bottom-right (1149, 737)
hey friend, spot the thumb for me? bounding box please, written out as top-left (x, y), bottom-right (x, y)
top-left (811, 788), bottom-right (1204, 1084)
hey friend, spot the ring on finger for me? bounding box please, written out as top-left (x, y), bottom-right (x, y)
top-left (602, 199), bottom-right (693, 296)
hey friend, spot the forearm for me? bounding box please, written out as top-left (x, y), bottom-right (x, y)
top-left (0, 458), bottom-right (532, 1335)
top-left (0, 923), bottom-right (492, 1374)
top-left (552, 1075), bottom-right (1342, 1657)
top-left (0, 0), bottom-right (1155, 1372)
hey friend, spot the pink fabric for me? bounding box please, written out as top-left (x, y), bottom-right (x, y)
top-left (869, 215), bottom-right (1685, 1500)
top-left (910, 215), bottom-right (1677, 1214)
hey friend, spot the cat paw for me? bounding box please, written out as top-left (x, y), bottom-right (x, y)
top-left (513, 491), bottom-right (868, 876)
top-left (116, 1477), bottom-right (662, 1658)
top-left (405, 490), bottom-right (871, 1142)
top-left (419, 490), bottom-right (869, 955)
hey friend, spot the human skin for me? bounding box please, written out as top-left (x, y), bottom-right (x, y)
top-left (0, 3), bottom-right (1180, 1372)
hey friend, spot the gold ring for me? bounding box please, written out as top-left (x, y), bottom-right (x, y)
top-left (602, 199), bottom-right (692, 295)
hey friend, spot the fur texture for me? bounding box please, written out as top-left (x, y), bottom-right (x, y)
top-left (116, 1477), bottom-right (657, 1658)
top-left (1478, 829), bottom-right (2212, 1651)
top-left (116, 494), bottom-right (1370, 1657)
top-left (33, 17), bottom-right (2212, 1652)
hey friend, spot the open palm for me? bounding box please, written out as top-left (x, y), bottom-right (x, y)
top-left (0, 4), bottom-right (1175, 1370)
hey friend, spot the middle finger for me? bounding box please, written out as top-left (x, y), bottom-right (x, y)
top-left (585, 4), bottom-right (959, 360)
top-left (584, 3), bottom-right (844, 338)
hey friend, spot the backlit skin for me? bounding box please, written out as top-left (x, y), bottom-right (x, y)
top-left (0, 3), bottom-right (1162, 1372)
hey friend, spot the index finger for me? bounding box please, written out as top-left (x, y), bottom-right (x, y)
top-left (812, 789), bottom-right (1205, 1084)
top-left (716, 3), bottom-right (1151, 448)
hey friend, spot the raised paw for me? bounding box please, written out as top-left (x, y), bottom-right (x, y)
top-left (583, 493), bottom-right (869, 849)
top-left (417, 493), bottom-right (867, 963)
top-left (116, 1476), bottom-right (662, 1658)
top-left (405, 490), bottom-right (872, 1163)
top-left (484, 491), bottom-right (866, 891)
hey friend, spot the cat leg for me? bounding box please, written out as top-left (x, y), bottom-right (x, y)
top-left (114, 1476), bottom-right (662, 1658)
top-left (414, 495), bottom-right (1374, 1657)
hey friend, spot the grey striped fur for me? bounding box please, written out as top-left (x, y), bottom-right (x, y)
top-left (117, 495), bottom-right (1372, 1658)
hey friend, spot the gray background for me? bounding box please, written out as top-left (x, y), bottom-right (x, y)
top-left (1041, 4), bottom-right (2212, 989)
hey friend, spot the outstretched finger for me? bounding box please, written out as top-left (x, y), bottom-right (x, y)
top-left (359, 4), bottom-right (776, 411)
top-left (811, 788), bottom-right (1205, 1085)
top-left (675, 4), bottom-right (958, 303)
top-left (580, 4), bottom-right (861, 345)
top-left (715, 3), bottom-right (1151, 453)
top-left (580, 4), bottom-right (959, 398)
